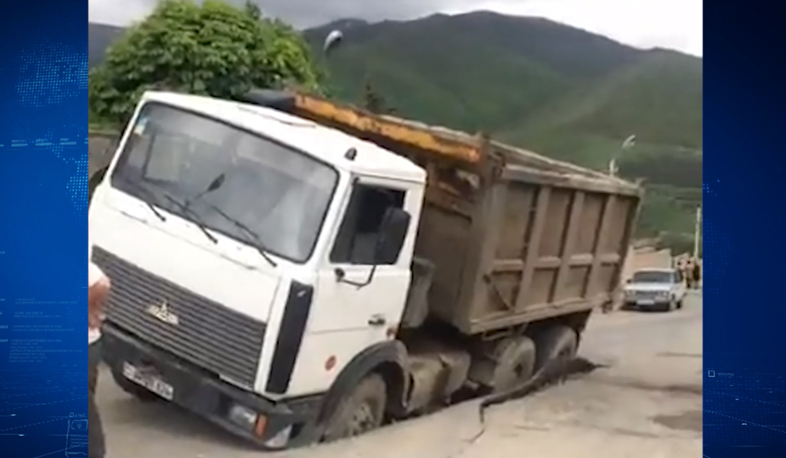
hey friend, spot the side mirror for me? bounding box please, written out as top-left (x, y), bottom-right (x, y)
top-left (374, 207), bottom-right (411, 265)
top-left (625, 278), bottom-right (632, 284)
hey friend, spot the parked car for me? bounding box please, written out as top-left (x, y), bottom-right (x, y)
top-left (623, 268), bottom-right (686, 312)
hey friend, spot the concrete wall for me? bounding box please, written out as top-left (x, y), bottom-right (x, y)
top-left (620, 247), bottom-right (673, 283)
top-left (88, 131), bottom-right (119, 178)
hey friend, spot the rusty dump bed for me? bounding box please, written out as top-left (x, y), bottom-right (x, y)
top-left (288, 91), bottom-right (643, 335)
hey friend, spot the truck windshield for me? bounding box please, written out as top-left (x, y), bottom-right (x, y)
top-left (631, 271), bottom-right (672, 283)
top-left (110, 102), bottom-right (338, 263)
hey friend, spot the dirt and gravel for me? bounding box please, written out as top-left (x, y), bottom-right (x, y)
top-left (97, 292), bottom-right (703, 458)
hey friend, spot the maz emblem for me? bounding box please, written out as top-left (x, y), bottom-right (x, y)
top-left (146, 300), bottom-right (179, 326)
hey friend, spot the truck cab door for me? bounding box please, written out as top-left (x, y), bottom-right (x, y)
top-left (287, 177), bottom-right (419, 395)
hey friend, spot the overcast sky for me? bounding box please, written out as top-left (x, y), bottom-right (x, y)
top-left (89, 0), bottom-right (703, 57)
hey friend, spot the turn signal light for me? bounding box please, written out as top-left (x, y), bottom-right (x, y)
top-left (254, 415), bottom-right (267, 437)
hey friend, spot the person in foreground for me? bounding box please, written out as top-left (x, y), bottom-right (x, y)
top-left (88, 260), bottom-right (110, 458)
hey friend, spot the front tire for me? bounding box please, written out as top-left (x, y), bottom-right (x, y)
top-left (322, 373), bottom-right (387, 442)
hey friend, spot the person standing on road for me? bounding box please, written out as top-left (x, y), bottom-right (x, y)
top-left (679, 256), bottom-right (694, 289)
top-left (692, 260), bottom-right (701, 290)
top-left (89, 260), bottom-right (110, 458)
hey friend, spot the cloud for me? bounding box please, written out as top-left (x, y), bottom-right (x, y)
top-left (89, 0), bottom-right (702, 56)
top-left (89, 0), bottom-right (466, 28)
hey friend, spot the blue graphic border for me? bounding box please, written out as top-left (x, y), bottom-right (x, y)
top-left (703, 1), bottom-right (786, 456)
top-left (0, 1), bottom-right (88, 457)
top-left (0, 0), bottom-right (784, 457)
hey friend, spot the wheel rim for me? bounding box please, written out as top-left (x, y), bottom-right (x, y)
top-left (557, 346), bottom-right (574, 359)
top-left (496, 349), bottom-right (535, 391)
top-left (347, 403), bottom-right (376, 436)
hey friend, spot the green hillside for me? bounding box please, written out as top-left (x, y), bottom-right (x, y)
top-left (501, 49), bottom-right (703, 165)
top-left (319, 34), bottom-right (573, 133)
top-left (305, 13), bottom-right (701, 152)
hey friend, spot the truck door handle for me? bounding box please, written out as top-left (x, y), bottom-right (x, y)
top-left (368, 315), bottom-right (386, 326)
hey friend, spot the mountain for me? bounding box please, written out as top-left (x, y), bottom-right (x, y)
top-left (88, 12), bottom-right (702, 246)
top-left (304, 12), bottom-right (701, 153)
top-left (498, 48), bottom-right (703, 169)
top-left (303, 12), bottom-right (702, 246)
top-left (89, 23), bottom-right (124, 69)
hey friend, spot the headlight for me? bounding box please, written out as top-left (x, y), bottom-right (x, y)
top-left (228, 404), bottom-right (258, 429)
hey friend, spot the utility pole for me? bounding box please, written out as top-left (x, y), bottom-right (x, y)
top-left (693, 205), bottom-right (702, 260)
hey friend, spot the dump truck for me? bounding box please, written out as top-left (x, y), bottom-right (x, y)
top-left (89, 89), bottom-right (642, 450)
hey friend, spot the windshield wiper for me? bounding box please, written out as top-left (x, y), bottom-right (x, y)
top-left (186, 173), bottom-right (226, 210)
top-left (159, 193), bottom-right (218, 244)
top-left (208, 205), bottom-right (278, 268)
top-left (118, 177), bottom-right (167, 222)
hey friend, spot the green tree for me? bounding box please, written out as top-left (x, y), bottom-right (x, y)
top-left (89, 0), bottom-right (324, 124)
top-left (243, 0), bottom-right (261, 19)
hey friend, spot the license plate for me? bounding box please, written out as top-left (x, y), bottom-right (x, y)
top-left (636, 299), bottom-right (656, 306)
top-left (122, 362), bottom-right (174, 400)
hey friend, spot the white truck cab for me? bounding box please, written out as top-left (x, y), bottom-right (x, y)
top-left (90, 91), bottom-right (425, 448)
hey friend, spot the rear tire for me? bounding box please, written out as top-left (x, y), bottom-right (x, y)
top-left (322, 373), bottom-right (387, 442)
top-left (110, 367), bottom-right (160, 402)
top-left (489, 336), bottom-right (536, 393)
top-left (533, 325), bottom-right (578, 373)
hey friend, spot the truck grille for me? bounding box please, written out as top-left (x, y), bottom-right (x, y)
top-left (633, 290), bottom-right (660, 299)
top-left (92, 246), bottom-right (266, 388)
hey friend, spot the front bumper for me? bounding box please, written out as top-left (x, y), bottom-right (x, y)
top-left (101, 323), bottom-right (323, 450)
top-left (624, 296), bottom-right (671, 308)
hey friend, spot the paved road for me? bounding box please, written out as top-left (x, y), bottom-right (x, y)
top-left (97, 292), bottom-right (702, 458)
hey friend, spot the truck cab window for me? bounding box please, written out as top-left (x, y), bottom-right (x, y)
top-left (331, 184), bottom-right (405, 265)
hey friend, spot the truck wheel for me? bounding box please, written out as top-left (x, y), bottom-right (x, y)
top-left (677, 299), bottom-right (684, 309)
top-left (533, 325), bottom-right (578, 373)
top-left (322, 373), bottom-right (387, 442)
top-left (110, 367), bottom-right (160, 402)
top-left (665, 299), bottom-right (676, 312)
top-left (490, 336), bottom-right (536, 393)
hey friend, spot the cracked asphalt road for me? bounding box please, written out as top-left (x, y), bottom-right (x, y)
top-left (97, 292), bottom-right (703, 458)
